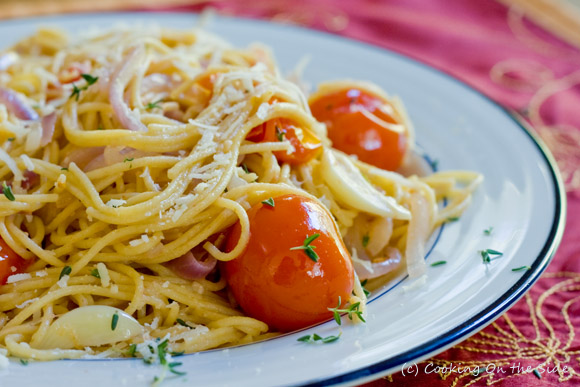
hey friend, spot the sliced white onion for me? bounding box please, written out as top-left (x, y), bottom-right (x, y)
top-left (366, 217), bottom-right (393, 257)
top-left (40, 112), bottom-right (57, 146)
top-left (405, 192), bottom-right (429, 278)
top-left (320, 149), bottom-right (411, 219)
top-left (167, 250), bottom-right (217, 280)
top-left (352, 247), bottom-right (402, 280)
top-left (109, 46), bottom-right (148, 132)
top-left (0, 87), bottom-right (39, 121)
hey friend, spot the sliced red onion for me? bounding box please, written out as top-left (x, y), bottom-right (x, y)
top-left (62, 146), bottom-right (105, 170)
top-left (21, 170), bottom-right (39, 190)
top-left (40, 112), bottom-right (57, 147)
top-left (0, 87), bottom-right (39, 121)
top-left (1, 170), bottom-right (39, 193)
top-left (109, 46), bottom-right (148, 132)
top-left (84, 146), bottom-right (155, 171)
top-left (167, 250), bottom-right (217, 280)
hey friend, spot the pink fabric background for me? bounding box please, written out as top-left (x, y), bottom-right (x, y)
top-left (147, 0), bottom-right (580, 385)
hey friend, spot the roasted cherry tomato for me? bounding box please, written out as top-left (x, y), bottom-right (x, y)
top-left (309, 88), bottom-right (408, 171)
top-left (0, 238), bottom-right (27, 285)
top-left (223, 194), bottom-right (354, 332)
top-left (247, 118), bottom-right (322, 165)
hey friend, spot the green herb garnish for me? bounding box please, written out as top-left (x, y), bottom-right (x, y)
top-left (146, 99), bottom-right (164, 110)
top-left (19, 359), bottom-right (28, 365)
top-left (7, 137), bottom-right (14, 142)
top-left (81, 73), bottom-right (99, 85)
top-left (111, 312), bottom-right (119, 331)
top-left (297, 332), bottom-right (341, 344)
top-left (127, 343), bottom-right (137, 357)
top-left (275, 125), bottom-right (285, 141)
top-left (59, 265), bottom-right (72, 279)
top-left (430, 260), bottom-right (447, 267)
top-left (261, 197), bottom-right (275, 207)
top-left (2, 182), bottom-right (15, 201)
top-left (446, 216), bottom-right (459, 222)
top-left (328, 296), bottom-right (365, 325)
top-left (511, 265), bottom-right (531, 272)
top-left (360, 279), bottom-right (370, 297)
top-left (241, 164), bottom-right (249, 174)
top-left (157, 339), bottom-right (186, 376)
top-left (290, 234), bottom-right (320, 262)
top-left (480, 249), bottom-right (503, 264)
top-left (70, 74), bottom-right (98, 100)
top-left (428, 158), bottom-right (439, 171)
top-left (60, 167), bottom-right (68, 171)
top-left (90, 268), bottom-right (101, 278)
top-left (362, 233), bottom-right (370, 248)
top-left (124, 157), bottom-right (134, 163)
top-left (176, 318), bottom-right (191, 328)
top-left (484, 227), bottom-right (493, 236)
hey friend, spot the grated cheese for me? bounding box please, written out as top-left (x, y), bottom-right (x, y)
top-left (106, 199), bottom-right (126, 208)
top-left (57, 274), bottom-right (69, 288)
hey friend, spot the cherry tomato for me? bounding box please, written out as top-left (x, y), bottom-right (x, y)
top-left (247, 118), bottom-right (322, 165)
top-left (0, 238), bottom-right (27, 285)
top-left (223, 194), bottom-right (354, 332)
top-left (309, 88), bottom-right (408, 171)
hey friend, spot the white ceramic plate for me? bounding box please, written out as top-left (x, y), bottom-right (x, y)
top-left (0, 12), bottom-right (566, 387)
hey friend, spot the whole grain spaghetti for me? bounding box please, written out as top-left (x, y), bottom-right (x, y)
top-left (0, 26), bottom-right (481, 361)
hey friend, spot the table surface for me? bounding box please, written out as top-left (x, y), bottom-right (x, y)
top-left (1, 1), bottom-right (580, 386)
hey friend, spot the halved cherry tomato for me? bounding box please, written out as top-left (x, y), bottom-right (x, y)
top-left (247, 118), bottom-right (322, 165)
top-left (223, 194), bottom-right (354, 332)
top-left (309, 88), bottom-right (408, 171)
top-left (0, 238), bottom-right (27, 285)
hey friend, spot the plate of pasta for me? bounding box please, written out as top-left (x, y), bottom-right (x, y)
top-left (0, 12), bottom-right (565, 387)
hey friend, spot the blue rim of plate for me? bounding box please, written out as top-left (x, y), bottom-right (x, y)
top-left (0, 11), bottom-right (567, 387)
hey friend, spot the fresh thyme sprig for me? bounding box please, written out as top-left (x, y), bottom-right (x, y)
top-left (480, 249), bottom-right (503, 264)
top-left (2, 182), bottom-right (15, 201)
top-left (146, 99), bottom-right (164, 110)
top-left (59, 266), bottom-right (72, 279)
top-left (261, 197), bottom-right (275, 207)
top-left (511, 265), bottom-right (531, 272)
top-left (328, 296), bottom-right (365, 325)
top-left (290, 234), bottom-right (320, 262)
top-left (297, 332), bottom-right (341, 344)
top-left (70, 73), bottom-right (98, 100)
top-left (275, 125), bottom-right (285, 141)
top-left (111, 312), bottom-right (119, 331)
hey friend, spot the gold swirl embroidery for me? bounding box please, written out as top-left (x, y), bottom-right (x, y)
top-left (408, 273), bottom-right (580, 385)
top-left (489, 6), bottom-right (580, 193)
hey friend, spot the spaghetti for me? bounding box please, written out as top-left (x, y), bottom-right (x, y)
top-left (0, 26), bottom-right (481, 360)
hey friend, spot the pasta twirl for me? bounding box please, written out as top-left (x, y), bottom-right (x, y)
top-left (0, 26), bottom-right (481, 359)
